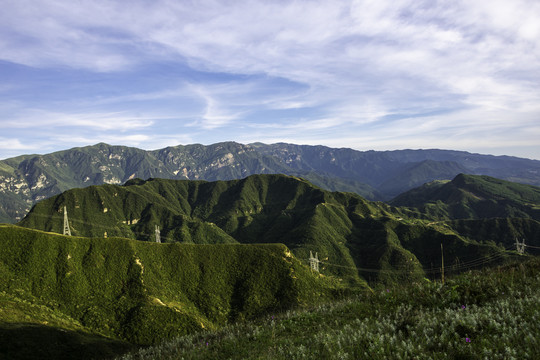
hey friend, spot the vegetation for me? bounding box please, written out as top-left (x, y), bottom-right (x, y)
top-left (19, 174), bottom-right (527, 286)
top-left (0, 321), bottom-right (134, 360)
top-left (3, 171), bottom-right (540, 359)
top-left (390, 173), bottom-right (540, 220)
top-left (2, 141), bottom-right (540, 223)
top-left (0, 224), bottom-right (349, 359)
top-left (117, 257), bottom-right (540, 360)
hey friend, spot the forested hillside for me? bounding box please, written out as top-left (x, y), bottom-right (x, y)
top-left (19, 174), bottom-right (536, 285)
top-left (2, 142), bottom-right (540, 223)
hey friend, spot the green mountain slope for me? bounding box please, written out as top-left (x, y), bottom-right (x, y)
top-left (0, 224), bottom-right (344, 349)
top-left (390, 173), bottom-right (540, 220)
top-left (0, 142), bottom-right (379, 223)
top-left (18, 174), bottom-right (520, 285)
top-left (446, 218), bottom-right (540, 256)
top-left (2, 141), bottom-right (540, 223)
top-left (378, 159), bottom-right (469, 197)
top-left (117, 257), bottom-right (540, 360)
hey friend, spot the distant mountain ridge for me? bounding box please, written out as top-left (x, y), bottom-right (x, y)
top-left (1, 141), bottom-right (540, 223)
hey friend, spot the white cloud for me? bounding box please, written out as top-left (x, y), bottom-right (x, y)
top-left (0, 137), bottom-right (30, 150)
top-left (1, 0), bottom-right (540, 159)
top-left (247, 117), bottom-right (347, 131)
top-left (52, 134), bottom-right (150, 146)
top-left (2, 109), bottom-right (155, 131)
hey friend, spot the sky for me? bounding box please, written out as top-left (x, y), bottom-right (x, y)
top-left (1, 0), bottom-right (539, 160)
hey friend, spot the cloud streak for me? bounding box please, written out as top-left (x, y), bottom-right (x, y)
top-left (1, 108), bottom-right (156, 131)
top-left (0, 0), bottom-right (539, 159)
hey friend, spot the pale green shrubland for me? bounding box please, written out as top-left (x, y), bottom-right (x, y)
top-left (118, 260), bottom-right (540, 360)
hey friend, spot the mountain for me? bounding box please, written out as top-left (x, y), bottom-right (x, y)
top-left (0, 224), bottom-right (344, 349)
top-left (390, 174), bottom-right (540, 220)
top-left (251, 143), bottom-right (540, 193)
top-left (2, 141), bottom-right (540, 223)
top-left (19, 174), bottom-right (531, 285)
top-left (0, 142), bottom-right (377, 223)
top-left (378, 159), bottom-right (469, 196)
top-left (116, 258), bottom-right (540, 360)
top-left (6, 175), bottom-right (540, 357)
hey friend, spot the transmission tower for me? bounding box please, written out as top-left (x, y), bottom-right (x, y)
top-left (155, 225), bottom-right (161, 243)
top-left (63, 206), bottom-right (71, 236)
top-left (515, 238), bottom-right (525, 255)
top-left (441, 242), bottom-right (445, 284)
top-left (309, 251), bottom-right (319, 272)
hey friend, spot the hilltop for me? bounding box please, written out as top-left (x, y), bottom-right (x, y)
top-left (19, 174), bottom-right (535, 285)
top-left (390, 173), bottom-right (540, 220)
top-left (0, 224), bottom-right (345, 357)
top-left (2, 141), bottom-right (540, 223)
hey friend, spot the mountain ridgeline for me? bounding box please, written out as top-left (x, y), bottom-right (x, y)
top-left (5, 173), bottom-right (540, 357)
top-left (19, 174), bottom-right (540, 286)
top-left (391, 173), bottom-right (540, 220)
top-left (1, 141), bottom-right (540, 223)
top-left (0, 224), bottom-right (344, 349)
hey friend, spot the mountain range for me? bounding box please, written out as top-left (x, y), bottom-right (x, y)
top-left (18, 174), bottom-right (540, 285)
top-left (1, 141), bottom-right (540, 223)
top-left (3, 156), bottom-right (540, 357)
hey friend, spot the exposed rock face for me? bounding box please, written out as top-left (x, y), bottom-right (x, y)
top-left (1, 141), bottom-right (540, 223)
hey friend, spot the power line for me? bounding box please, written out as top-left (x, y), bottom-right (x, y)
top-left (21, 212), bottom-right (533, 274)
top-left (424, 248), bottom-right (514, 274)
top-left (306, 243), bottom-right (518, 276)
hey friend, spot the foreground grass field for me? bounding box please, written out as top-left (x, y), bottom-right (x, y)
top-left (119, 257), bottom-right (540, 360)
top-left (0, 225), bottom-right (351, 359)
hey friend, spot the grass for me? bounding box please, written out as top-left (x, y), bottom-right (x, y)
top-left (0, 224), bottom-right (351, 358)
top-left (0, 291), bottom-right (136, 360)
top-left (117, 257), bottom-right (540, 360)
top-left (19, 174), bottom-right (526, 287)
top-left (1, 223), bottom-right (538, 359)
top-left (0, 322), bottom-right (134, 360)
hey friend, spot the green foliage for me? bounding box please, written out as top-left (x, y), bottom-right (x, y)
top-left (0, 225), bottom-right (346, 350)
top-left (117, 258), bottom-right (540, 360)
top-left (448, 218), bottom-right (540, 255)
top-left (17, 175), bottom-right (383, 284)
top-left (19, 174), bottom-right (532, 286)
top-left (0, 322), bottom-right (135, 360)
top-left (391, 173), bottom-right (540, 220)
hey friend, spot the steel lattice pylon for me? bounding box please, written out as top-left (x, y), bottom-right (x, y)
top-left (63, 206), bottom-right (71, 236)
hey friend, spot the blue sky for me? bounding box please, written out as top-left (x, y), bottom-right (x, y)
top-left (1, 0), bottom-right (539, 160)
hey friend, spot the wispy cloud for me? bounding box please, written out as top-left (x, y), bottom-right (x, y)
top-left (2, 109), bottom-right (155, 131)
top-left (188, 84), bottom-right (251, 129)
top-left (0, 137), bottom-right (31, 151)
top-left (0, 0), bottom-right (539, 159)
